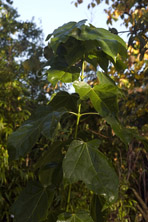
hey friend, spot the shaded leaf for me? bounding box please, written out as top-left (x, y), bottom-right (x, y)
top-left (37, 142), bottom-right (64, 186)
top-left (35, 141), bottom-right (64, 170)
top-left (63, 140), bottom-right (119, 203)
top-left (11, 181), bottom-right (54, 222)
top-left (58, 211), bottom-right (94, 222)
top-left (8, 106), bottom-right (66, 160)
top-left (86, 50), bottom-right (109, 71)
top-left (90, 194), bottom-right (106, 222)
top-left (49, 91), bottom-right (79, 112)
top-left (44, 212), bottom-right (58, 222)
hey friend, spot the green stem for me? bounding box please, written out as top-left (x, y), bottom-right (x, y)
top-left (66, 60), bottom-right (85, 212)
top-left (80, 60), bottom-right (85, 81)
top-left (81, 112), bottom-right (100, 116)
top-left (69, 111), bottom-right (78, 116)
top-left (74, 103), bottom-right (81, 139)
top-left (66, 184), bottom-right (72, 212)
top-left (69, 112), bottom-right (99, 118)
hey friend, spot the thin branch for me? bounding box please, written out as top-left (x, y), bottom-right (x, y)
top-left (88, 129), bottom-right (109, 139)
top-left (132, 188), bottom-right (148, 213)
top-left (118, 30), bottom-right (131, 34)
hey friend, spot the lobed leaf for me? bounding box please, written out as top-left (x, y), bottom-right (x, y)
top-left (11, 181), bottom-right (54, 222)
top-left (58, 211), bottom-right (94, 222)
top-left (63, 140), bottom-right (119, 203)
top-left (7, 106), bottom-right (66, 160)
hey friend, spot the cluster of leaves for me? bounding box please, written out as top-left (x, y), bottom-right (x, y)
top-left (74, 0), bottom-right (148, 59)
top-left (7, 19), bottom-right (148, 222)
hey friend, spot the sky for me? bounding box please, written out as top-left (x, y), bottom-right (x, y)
top-left (13, 0), bottom-right (128, 43)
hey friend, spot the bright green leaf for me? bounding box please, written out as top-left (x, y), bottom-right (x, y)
top-left (73, 81), bottom-right (91, 100)
top-left (47, 68), bottom-right (79, 86)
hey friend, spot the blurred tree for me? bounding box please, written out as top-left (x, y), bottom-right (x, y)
top-left (0, 0), bottom-right (49, 221)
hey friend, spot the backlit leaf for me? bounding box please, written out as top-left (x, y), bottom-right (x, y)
top-left (47, 67), bottom-right (79, 85)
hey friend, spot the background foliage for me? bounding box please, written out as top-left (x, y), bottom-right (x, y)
top-left (0, 0), bottom-right (49, 221)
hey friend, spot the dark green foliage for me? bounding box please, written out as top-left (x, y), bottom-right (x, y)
top-left (6, 19), bottom-right (148, 222)
top-left (8, 106), bottom-right (66, 160)
top-left (11, 181), bottom-right (54, 222)
top-left (63, 140), bottom-right (118, 203)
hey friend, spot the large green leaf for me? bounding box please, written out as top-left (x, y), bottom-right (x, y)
top-left (58, 211), bottom-right (94, 222)
top-left (63, 140), bottom-right (118, 203)
top-left (7, 106), bottom-right (66, 160)
top-left (77, 25), bottom-right (127, 59)
top-left (11, 181), bottom-right (54, 222)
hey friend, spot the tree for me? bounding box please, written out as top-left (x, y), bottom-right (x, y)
top-left (73, 0), bottom-right (148, 220)
top-left (0, 1), bottom-right (48, 221)
top-left (7, 20), bottom-right (148, 222)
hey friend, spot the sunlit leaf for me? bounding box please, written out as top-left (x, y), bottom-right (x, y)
top-left (47, 67), bottom-right (79, 85)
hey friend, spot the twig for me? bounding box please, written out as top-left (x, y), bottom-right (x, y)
top-left (132, 188), bottom-right (148, 213)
